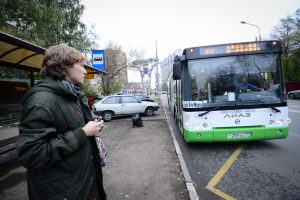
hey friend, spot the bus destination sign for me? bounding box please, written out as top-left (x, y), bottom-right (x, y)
top-left (186, 41), bottom-right (281, 59)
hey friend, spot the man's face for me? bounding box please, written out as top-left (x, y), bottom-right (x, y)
top-left (66, 63), bottom-right (87, 85)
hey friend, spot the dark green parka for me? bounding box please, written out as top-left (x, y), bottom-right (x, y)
top-left (17, 77), bottom-right (106, 200)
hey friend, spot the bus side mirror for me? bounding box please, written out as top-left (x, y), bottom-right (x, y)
top-left (173, 55), bottom-right (183, 80)
top-left (173, 61), bottom-right (182, 80)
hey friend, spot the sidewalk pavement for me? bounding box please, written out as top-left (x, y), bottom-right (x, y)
top-left (0, 127), bottom-right (18, 141)
top-left (98, 105), bottom-right (190, 200)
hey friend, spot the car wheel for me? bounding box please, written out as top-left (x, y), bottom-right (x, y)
top-left (289, 93), bottom-right (296, 99)
top-left (102, 111), bottom-right (113, 121)
top-left (145, 107), bottom-right (154, 117)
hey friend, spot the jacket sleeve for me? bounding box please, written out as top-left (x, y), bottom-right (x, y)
top-left (17, 103), bottom-right (87, 169)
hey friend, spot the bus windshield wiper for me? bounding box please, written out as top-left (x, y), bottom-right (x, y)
top-left (241, 100), bottom-right (281, 113)
top-left (198, 100), bottom-right (281, 117)
top-left (198, 106), bottom-right (224, 117)
top-left (198, 102), bottom-right (238, 117)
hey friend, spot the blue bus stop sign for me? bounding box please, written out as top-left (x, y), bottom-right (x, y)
top-left (92, 50), bottom-right (105, 71)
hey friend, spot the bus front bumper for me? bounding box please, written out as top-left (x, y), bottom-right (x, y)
top-left (183, 126), bottom-right (288, 142)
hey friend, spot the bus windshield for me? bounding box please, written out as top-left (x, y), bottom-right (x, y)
top-left (183, 53), bottom-right (282, 106)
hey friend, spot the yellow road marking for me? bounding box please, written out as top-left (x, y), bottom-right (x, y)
top-left (206, 186), bottom-right (235, 200)
top-left (206, 144), bottom-right (245, 200)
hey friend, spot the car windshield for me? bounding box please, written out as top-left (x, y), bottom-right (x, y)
top-left (102, 96), bottom-right (119, 104)
top-left (134, 94), bottom-right (149, 100)
top-left (183, 53), bottom-right (282, 107)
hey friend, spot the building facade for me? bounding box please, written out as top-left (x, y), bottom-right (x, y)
top-left (160, 49), bottom-right (182, 86)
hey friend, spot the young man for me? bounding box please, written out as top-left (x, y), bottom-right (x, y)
top-left (17, 44), bottom-right (106, 200)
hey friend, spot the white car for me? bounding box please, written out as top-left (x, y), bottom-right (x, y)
top-left (288, 90), bottom-right (300, 99)
top-left (94, 95), bottom-right (159, 121)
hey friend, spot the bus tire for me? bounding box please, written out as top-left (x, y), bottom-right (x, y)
top-left (173, 107), bottom-right (176, 119)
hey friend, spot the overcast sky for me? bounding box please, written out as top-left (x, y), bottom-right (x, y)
top-left (81, 0), bottom-right (299, 59)
top-left (81, 0), bottom-right (299, 84)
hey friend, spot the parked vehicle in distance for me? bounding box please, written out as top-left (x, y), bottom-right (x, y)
top-left (288, 90), bottom-right (300, 99)
top-left (133, 94), bottom-right (154, 102)
top-left (93, 95), bottom-right (159, 121)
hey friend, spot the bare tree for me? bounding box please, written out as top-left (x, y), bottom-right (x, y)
top-left (128, 48), bottom-right (147, 92)
top-left (101, 41), bottom-right (128, 95)
top-left (128, 47), bottom-right (157, 93)
top-left (270, 9), bottom-right (300, 56)
top-left (270, 8), bottom-right (300, 81)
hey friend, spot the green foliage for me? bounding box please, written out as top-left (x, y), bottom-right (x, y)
top-left (270, 8), bottom-right (300, 81)
top-left (0, 0), bottom-right (98, 53)
top-left (283, 51), bottom-right (300, 81)
top-left (0, 66), bottom-right (29, 79)
top-left (0, 0), bottom-right (99, 81)
top-left (81, 79), bottom-right (99, 97)
top-left (101, 76), bottom-right (122, 96)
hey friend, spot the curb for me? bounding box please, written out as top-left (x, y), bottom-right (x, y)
top-left (162, 103), bottom-right (199, 200)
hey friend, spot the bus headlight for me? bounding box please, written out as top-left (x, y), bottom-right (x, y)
top-left (276, 119), bottom-right (285, 125)
top-left (270, 119), bottom-right (290, 126)
top-left (185, 123), bottom-right (193, 130)
top-left (193, 123), bottom-right (200, 129)
top-left (185, 122), bottom-right (209, 130)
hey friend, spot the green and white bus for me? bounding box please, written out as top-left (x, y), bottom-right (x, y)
top-left (167, 41), bottom-right (290, 142)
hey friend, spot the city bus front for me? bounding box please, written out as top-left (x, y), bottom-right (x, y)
top-left (178, 41), bottom-right (290, 142)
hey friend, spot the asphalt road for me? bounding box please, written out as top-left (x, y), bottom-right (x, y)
top-left (161, 94), bottom-right (300, 200)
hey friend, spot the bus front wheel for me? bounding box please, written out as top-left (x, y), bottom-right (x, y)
top-left (173, 107), bottom-right (176, 120)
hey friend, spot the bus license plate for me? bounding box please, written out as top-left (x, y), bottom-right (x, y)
top-left (227, 133), bottom-right (251, 139)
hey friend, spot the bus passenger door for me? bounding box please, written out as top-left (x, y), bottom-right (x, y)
top-left (177, 80), bottom-right (183, 132)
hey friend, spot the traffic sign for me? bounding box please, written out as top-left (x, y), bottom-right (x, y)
top-left (92, 50), bottom-right (105, 71)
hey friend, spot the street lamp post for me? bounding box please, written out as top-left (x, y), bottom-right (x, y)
top-left (240, 21), bottom-right (261, 41)
top-left (155, 40), bottom-right (159, 96)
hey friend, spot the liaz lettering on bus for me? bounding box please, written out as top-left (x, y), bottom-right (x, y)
top-left (224, 113), bottom-right (251, 118)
